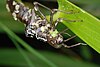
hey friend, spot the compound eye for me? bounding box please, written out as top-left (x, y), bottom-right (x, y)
top-left (57, 37), bottom-right (63, 44)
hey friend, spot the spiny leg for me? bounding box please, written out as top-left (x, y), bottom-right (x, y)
top-left (55, 18), bottom-right (83, 27)
top-left (57, 18), bottom-right (85, 48)
top-left (59, 28), bottom-right (71, 37)
top-left (51, 9), bottom-right (85, 48)
top-left (52, 9), bottom-right (80, 15)
top-left (33, 2), bottom-right (52, 20)
top-left (33, 2), bottom-right (52, 12)
top-left (62, 35), bottom-right (86, 48)
top-left (53, 20), bottom-right (72, 37)
top-left (59, 28), bottom-right (69, 34)
top-left (52, 10), bottom-right (83, 29)
top-left (54, 17), bottom-right (82, 29)
top-left (53, 17), bottom-right (82, 37)
top-left (62, 43), bottom-right (86, 48)
top-left (64, 35), bottom-right (76, 42)
top-left (50, 9), bottom-right (81, 26)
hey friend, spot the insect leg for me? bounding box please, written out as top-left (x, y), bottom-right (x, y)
top-left (59, 28), bottom-right (69, 34)
top-left (62, 35), bottom-right (87, 48)
top-left (53, 18), bottom-right (78, 37)
top-left (52, 9), bottom-right (79, 14)
top-left (33, 2), bottom-right (52, 20)
top-left (59, 28), bottom-right (71, 37)
top-left (64, 35), bottom-right (76, 42)
top-left (62, 35), bottom-right (81, 48)
top-left (62, 43), bottom-right (86, 48)
top-left (56, 18), bottom-right (82, 24)
top-left (53, 17), bottom-right (82, 31)
top-left (33, 2), bottom-right (52, 12)
top-left (51, 8), bottom-right (80, 24)
top-left (53, 17), bottom-right (82, 37)
top-left (52, 8), bottom-right (82, 27)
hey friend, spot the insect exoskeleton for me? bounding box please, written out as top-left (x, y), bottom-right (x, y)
top-left (6, 0), bottom-right (86, 48)
top-left (47, 30), bottom-right (64, 48)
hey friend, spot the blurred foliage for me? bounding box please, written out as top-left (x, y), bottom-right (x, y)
top-left (0, 49), bottom-right (99, 67)
top-left (69, 0), bottom-right (100, 18)
top-left (0, 0), bottom-right (24, 33)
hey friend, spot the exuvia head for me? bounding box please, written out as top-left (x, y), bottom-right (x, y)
top-left (47, 33), bottom-right (63, 48)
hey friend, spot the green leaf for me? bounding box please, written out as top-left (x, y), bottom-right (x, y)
top-left (55, 0), bottom-right (100, 53)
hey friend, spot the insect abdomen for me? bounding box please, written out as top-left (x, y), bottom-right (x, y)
top-left (6, 0), bottom-right (32, 24)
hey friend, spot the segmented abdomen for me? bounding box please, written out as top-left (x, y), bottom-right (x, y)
top-left (6, 0), bottom-right (48, 41)
top-left (6, 0), bottom-right (32, 25)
